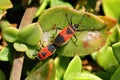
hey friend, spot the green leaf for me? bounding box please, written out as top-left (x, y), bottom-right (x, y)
top-left (18, 23), bottom-right (43, 46)
top-left (0, 0), bottom-right (13, 10)
top-left (107, 25), bottom-right (119, 45)
top-left (98, 16), bottom-right (117, 29)
top-left (112, 42), bottom-right (120, 64)
top-left (0, 10), bottom-right (6, 19)
top-left (54, 56), bottom-right (71, 80)
top-left (26, 46), bottom-right (38, 59)
top-left (117, 25), bottom-right (120, 39)
top-left (38, 6), bottom-right (113, 56)
top-left (13, 42), bottom-right (28, 52)
top-left (50, 0), bottom-right (73, 8)
top-left (0, 19), bottom-right (12, 30)
top-left (0, 69), bottom-right (6, 80)
top-left (25, 59), bottom-right (55, 80)
top-left (97, 45), bottom-right (119, 71)
top-left (111, 67), bottom-right (120, 80)
top-left (102, 0), bottom-right (120, 23)
top-left (64, 55), bottom-right (82, 80)
top-left (0, 46), bottom-right (13, 61)
top-left (2, 27), bottom-right (19, 43)
top-left (74, 73), bottom-right (102, 80)
top-left (38, 6), bottom-right (105, 32)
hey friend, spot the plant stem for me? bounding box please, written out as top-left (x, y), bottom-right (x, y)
top-left (10, 0), bottom-right (39, 80)
top-left (10, 53), bottom-right (24, 80)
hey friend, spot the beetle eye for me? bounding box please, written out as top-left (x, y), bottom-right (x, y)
top-left (74, 24), bottom-right (79, 28)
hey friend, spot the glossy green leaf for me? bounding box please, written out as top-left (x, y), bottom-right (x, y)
top-left (18, 23), bottom-right (43, 46)
top-left (90, 52), bottom-right (98, 61)
top-left (39, 6), bottom-right (105, 32)
top-left (13, 42), bottom-right (28, 52)
top-left (26, 46), bottom-right (38, 59)
top-left (64, 55), bottom-right (82, 80)
top-left (3, 27), bottom-right (18, 43)
top-left (0, 10), bottom-right (6, 19)
top-left (0, 0), bottom-right (13, 10)
top-left (0, 69), bottom-right (6, 80)
top-left (74, 73), bottom-right (102, 80)
top-left (117, 25), bottom-right (120, 39)
top-left (107, 25), bottom-right (119, 45)
top-left (25, 59), bottom-right (55, 80)
top-left (38, 6), bottom-right (114, 56)
top-left (54, 56), bottom-right (71, 80)
top-left (98, 16), bottom-right (117, 29)
top-left (111, 67), bottom-right (120, 80)
top-left (0, 46), bottom-right (13, 61)
top-left (0, 19), bottom-right (12, 30)
top-left (50, 0), bottom-right (73, 8)
top-left (112, 42), bottom-right (120, 64)
top-left (97, 45), bottom-right (119, 71)
top-left (102, 0), bottom-right (120, 22)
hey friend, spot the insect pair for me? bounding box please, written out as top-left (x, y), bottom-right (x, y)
top-left (37, 14), bottom-right (86, 60)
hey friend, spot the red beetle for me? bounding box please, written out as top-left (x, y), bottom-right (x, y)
top-left (54, 14), bottom-right (86, 46)
top-left (54, 24), bottom-right (79, 46)
top-left (37, 44), bottom-right (56, 60)
top-left (37, 14), bottom-right (86, 60)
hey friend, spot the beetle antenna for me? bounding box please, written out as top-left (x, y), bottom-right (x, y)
top-left (78, 14), bottom-right (86, 24)
top-left (65, 14), bottom-right (74, 25)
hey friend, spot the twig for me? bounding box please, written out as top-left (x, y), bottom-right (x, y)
top-left (19, 0), bottom-right (39, 29)
top-left (10, 53), bottom-right (24, 80)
